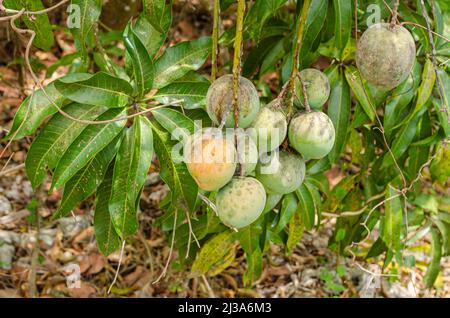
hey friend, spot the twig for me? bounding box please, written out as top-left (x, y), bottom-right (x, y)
top-left (153, 208), bottom-right (178, 284)
top-left (286, 0), bottom-right (310, 117)
top-left (0, 163), bottom-right (25, 177)
top-left (232, 0), bottom-right (246, 177)
top-left (201, 275), bottom-right (216, 298)
top-left (210, 0), bottom-right (220, 81)
top-left (184, 209), bottom-right (201, 259)
top-left (418, 0), bottom-right (449, 124)
top-left (381, 0), bottom-right (394, 15)
top-left (400, 22), bottom-right (450, 43)
top-left (107, 240), bottom-right (126, 294)
top-left (354, 70), bottom-right (408, 189)
top-left (390, 0), bottom-right (400, 26)
top-left (354, 0), bottom-right (358, 42)
top-left (137, 229), bottom-right (154, 278)
top-left (197, 192), bottom-right (218, 216)
top-left (1, 0), bottom-right (69, 16)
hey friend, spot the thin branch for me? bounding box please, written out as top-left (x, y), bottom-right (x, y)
top-left (390, 0), bottom-right (400, 26)
top-left (210, 0), bottom-right (220, 81)
top-left (400, 22), bottom-right (450, 43)
top-left (198, 192), bottom-right (218, 216)
top-left (232, 0), bottom-right (246, 177)
top-left (286, 0), bottom-right (310, 117)
top-left (0, 163), bottom-right (25, 177)
top-left (1, 0), bottom-right (69, 16)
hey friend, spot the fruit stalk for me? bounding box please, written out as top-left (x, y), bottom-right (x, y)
top-left (287, 0), bottom-right (310, 117)
top-left (232, 0), bottom-right (246, 176)
top-left (211, 0), bottom-right (220, 81)
top-left (390, 0), bottom-right (400, 26)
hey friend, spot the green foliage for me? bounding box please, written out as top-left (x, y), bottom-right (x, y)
top-left (5, 0), bottom-right (450, 288)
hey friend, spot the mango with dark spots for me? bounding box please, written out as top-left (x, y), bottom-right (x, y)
top-left (248, 99), bottom-right (287, 153)
top-left (288, 111), bottom-right (335, 160)
top-left (184, 128), bottom-right (236, 191)
top-left (255, 151), bottom-right (305, 194)
top-left (216, 177), bottom-right (266, 229)
top-left (356, 23), bottom-right (416, 90)
top-left (205, 75), bottom-right (260, 128)
top-left (295, 68), bottom-right (330, 110)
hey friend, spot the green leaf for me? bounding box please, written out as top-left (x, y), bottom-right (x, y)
top-left (4, 0), bottom-right (54, 50)
top-left (381, 184), bottom-right (402, 252)
top-left (191, 230), bottom-right (236, 276)
top-left (237, 224), bottom-right (262, 256)
top-left (298, 0), bottom-right (328, 68)
top-left (142, 0), bottom-right (172, 34)
top-left (243, 248), bottom-right (263, 286)
top-left (434, 218), bottom-right (450, 256)
top-left (286, 211), bottom-right (304, 254)
top-left (274, 193), bottom-right (298, 233)
top-left (263, 193), bottom-right (283, 214)
top-left (244, 0), bottom-right (287, 41)
top-left (124, 23), bottom-right (155, 98)
top-left (398, 2), bottom-right (429, 48)
top-left (243, 36), bottom-right (283, 78)
top-left (69, 0), bottom-right (102, 65)
top-left (295, 184), bottom-right (316, 230)
top-left (434, 69), bottom-right (450, 137)
top-left (5, 83), bottom-right (65, 140)
top-left (153, 73), bottom-right (210, 109)
top-left (46, 53), bottom-right (80, 78)
top-left (328, 69), bottom-right (351, 163)
top-left (344, 66), bottom-right (375, 121)
top-left (152, 108), bottom-right (196, 143)
top-left (109, 116), bottom-right (153, 238)
top-left (423, 227), bottom-right (442, 288)
top-left (365, 237), bottom-right (388, 259)
top-left (407, 111), bottom-right (431, 181)
top-left (260, 38), bottom-right (286, 75)
top-left (51, 108), bottom-right (126, 190)
top-left (53, 134), bottom-right (122, 220)
top-left (153, 37), bottom-right (212, 89)
top-left (54, 72), bottom-right (134, 107)
top-left (333, 0), bottom-right (352, 55)
top-left (409, 59), bottom-right (436, 120)
top-left (383, 61), bottom-right (422, 138)
top-left (94, 163), bottom-right (122, 256)
top-left (133, 15), bottom-right (166, 59)
top-left (150, 121), bottom-right (198, 211)
top-left (25, 104), bottom-right (107, 188)
top-left (381, 109), bottom-right (423, 168)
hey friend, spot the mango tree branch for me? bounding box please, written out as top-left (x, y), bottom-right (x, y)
top-left (286, 0), bottom-right (310, 117)
top-left (211, 0), bottom-right (220, 81)
top-left (232, 0), bottom-right (245, 177)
